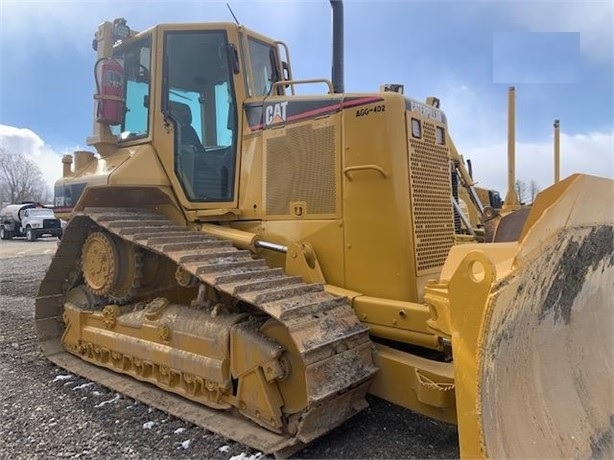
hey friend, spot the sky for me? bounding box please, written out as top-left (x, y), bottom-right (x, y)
top-left (0, 0), bottom-right (612, 196)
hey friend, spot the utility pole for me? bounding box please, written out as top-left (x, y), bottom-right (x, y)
top-left (503, 86), bottom-right (520, 212)
top-left (554, 119), bottom-right (560, 183)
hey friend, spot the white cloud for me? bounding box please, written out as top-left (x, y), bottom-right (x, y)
top-left (0, 125), bottom-right (64, 191)
top-left (463, 131), bottom-right (614, 195)
top-left (432, 80), bottom-right (614, 194)
top-left (1, 0), bottom-right (315, 52)
top-left (502, 1), bottom-right (614, 64)
top-left (436, 81), bottom-right (507, 146)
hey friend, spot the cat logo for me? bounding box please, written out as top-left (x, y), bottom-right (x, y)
top-left (408, 100), bottom-right (444, 122)
top-left (265, 101), bottom-right (289, 126)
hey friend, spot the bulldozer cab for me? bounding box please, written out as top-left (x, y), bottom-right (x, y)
top-left (99, 22), bottom-right (284, 208)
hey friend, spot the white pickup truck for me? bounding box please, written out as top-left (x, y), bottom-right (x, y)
top-left (0, 203), bottom-right (63, 241)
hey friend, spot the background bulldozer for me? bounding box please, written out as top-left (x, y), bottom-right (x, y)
top-left (36, 1), bottom-right (613, 457)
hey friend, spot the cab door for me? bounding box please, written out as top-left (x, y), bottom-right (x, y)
top-left (154, 25), bottom-right (245, 212)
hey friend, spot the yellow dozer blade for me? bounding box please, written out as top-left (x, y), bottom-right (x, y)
top-left (428, 173), bottom-right (613, 458)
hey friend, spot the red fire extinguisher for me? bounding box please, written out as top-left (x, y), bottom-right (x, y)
top-left (95, 57), bottom-right (124, 125)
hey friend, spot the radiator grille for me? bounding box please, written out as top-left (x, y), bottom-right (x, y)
top-left (43, 219), bottom-right (60, 229)
top-left (408, 121), bottom-right (455, 274)
top-left (265, 125), bottom-right (336, 216)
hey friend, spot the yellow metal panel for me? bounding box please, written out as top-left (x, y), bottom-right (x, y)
top-left (342, 94), bottom-right (417, 300)
top-left (352, 295), bottom-right (438, 344)
top-left (439, 242), bottom-right (517, 283)
top-left (446, 251), bottom-right (496, 458)
top-left (369, 343), bottom-right (457, 424)
top-left (518, 173), bottom-right (614, 253)
top-left (237, 132), bottom-right (265, 219)
top-left (255, 219), bottom-right (346, 288)
top-left (108, 144), bottom-right (170, 186)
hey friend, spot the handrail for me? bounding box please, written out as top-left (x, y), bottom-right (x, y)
top-left (343, 165), bottom-right (389, 181)
top-left (271, 78), bottom-right (334, 95)
top-left (275, 40), bottom-right (295, 95)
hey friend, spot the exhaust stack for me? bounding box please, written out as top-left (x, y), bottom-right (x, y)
top-left (330, 0), bottom-right (344, 93)
top-left (61, 154), bottom-right (73, 177)
top-left (554, 119), bottom-right (560, 183)
top-left (503, 86), bottom-right (520, 211)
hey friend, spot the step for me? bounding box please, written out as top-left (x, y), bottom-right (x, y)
top-left (279, 296), bottom-right (347, 322)
top-left (106, 219), bottom-right (171, 229)
top-left (151, 240), bottom-right (229, 252)
top-left (212, 267), bottom-right (284, 285)
top-left (143, 233), bottom-right (212, 245)
top-left (243, 283), bottom-right (324, 305)
top-left (231, 275), bottom-right (304, 295)
top-left (177, 249), bottom-right (249, 264)
top-left (119, 226), bottom-right (186, 237)
top-left (196, 259), bottom-right (267, 276)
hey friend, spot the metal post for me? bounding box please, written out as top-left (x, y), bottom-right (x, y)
top-left (330, 0), bottom-right (344, 93)
top-left (554, 119), bottom-right (560, 183)
top-left (503, 86), bottom-right (520, 211)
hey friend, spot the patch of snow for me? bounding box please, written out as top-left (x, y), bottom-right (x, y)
top-left (52, 374), bottom-right (73, 382)
top-left (230, 452), bottom-right (263, 460)
top-left (219, 445), bottom-right (230, 453)
top-left (94, 394), bottom-right (120, 408)
top-left (143, 421), bottom-right (155, 430)
top-left (173, 427), bottom-right (186, 434)
top-left (179, 439), bottom-right (192, 449)
top-left (92, 391), bottom-right (101, 396)
top-left (73, 383), bottom-right (94, 390)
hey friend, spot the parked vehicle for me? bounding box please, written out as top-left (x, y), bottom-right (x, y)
top-left (0, 203), bottom-right (63, 241)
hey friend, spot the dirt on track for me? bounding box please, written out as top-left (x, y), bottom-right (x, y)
top-left (0, 254), bottom-right (459, 459)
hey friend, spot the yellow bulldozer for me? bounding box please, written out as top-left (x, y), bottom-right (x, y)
top-left (36, 1), bottom-right (613, 457)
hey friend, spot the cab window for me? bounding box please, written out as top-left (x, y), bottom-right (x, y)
top-left (248, 38), bottom-right (279, 96)
top-left (111, 36), bottom-right (152, 140)
top-left (164, 30), bottom-right (238, 203)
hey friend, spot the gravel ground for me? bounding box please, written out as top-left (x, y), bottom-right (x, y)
top-left (0, 253), bottom-right (459, 459)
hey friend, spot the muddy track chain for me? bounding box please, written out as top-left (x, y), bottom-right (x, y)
top-left (72, 207), bottom-right (377, 441)
top-left (35, 206), bottom-right (378, 454)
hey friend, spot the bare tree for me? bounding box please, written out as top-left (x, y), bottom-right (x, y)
top-left (529, 180), bottom-right (541, 204)
top-left (514, 179), bottom-right (528, 205)
top-left (0, 148), bottom-right (50, 205)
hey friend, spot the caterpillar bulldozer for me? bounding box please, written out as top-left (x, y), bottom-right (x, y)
top-left (36, 1), bottom-right (614, 457)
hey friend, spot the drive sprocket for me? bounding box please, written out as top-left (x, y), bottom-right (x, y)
top-left (80, 231), bottom-right (141, 303)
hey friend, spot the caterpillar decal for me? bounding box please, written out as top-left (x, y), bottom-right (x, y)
top-left (245, 96), bottom-right (384, 131)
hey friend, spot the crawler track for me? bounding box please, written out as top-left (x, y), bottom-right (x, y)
top-left (35, 207), bottom-right (377, 457)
